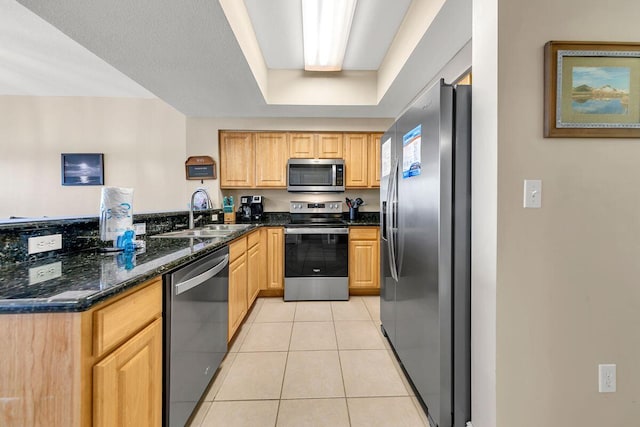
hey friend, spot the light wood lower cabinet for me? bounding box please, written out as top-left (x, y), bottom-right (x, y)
top-left (228, 237), bottom-right (248, 341)
top-left (266, 227), bottom-right (284, 289)
top-left (247, 229), bottom-right (265, 307)
top-left (0, 277), bottom-right (163, 427)
top-left (349, 227), bottom-right (380, 291)
top-left (93, 318), bottom-right (162, 427)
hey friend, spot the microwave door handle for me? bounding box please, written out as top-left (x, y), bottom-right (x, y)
top-left (332, 164), bottom-right (337, 186)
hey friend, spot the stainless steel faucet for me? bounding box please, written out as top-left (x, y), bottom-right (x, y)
top-left (189, 188), bottom-right (213, 229)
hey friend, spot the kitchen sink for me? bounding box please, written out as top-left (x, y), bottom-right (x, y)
top-left (204, 224), bottom-right (252, 231)
top-left (152, 224), bottom-right (252, 239)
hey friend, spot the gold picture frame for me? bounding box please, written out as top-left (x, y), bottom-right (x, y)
top-left (544, 41), bottom-right (640, 138)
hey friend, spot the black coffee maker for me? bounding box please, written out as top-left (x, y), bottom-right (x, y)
top-left (238, 195), bottom-right (252, 222)
top-left (250, 196), bottom-right (264, 221)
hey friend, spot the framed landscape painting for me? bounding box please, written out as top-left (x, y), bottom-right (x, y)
top-left (544, 41), bottom-right (640, 138)
top-left (61, 153), bottom-right (104, 186)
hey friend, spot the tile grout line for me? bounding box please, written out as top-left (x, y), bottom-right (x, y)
top-left (273, 300), bottom-right (297, 427)
top-left (330, 300), bottom-right (354, 426)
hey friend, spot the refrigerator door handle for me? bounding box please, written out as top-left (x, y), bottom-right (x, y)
top-left (388, 159), bottom-right (399, 282)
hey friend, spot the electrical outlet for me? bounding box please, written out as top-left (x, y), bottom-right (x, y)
top-left (28, 234), bottom-right (62, 255)
top-left (133, 222), bottom-right (146, 236)
top-left (598, 364), bottom-right (616, 393)
top-left (29, 261), bottom-right (62, 285)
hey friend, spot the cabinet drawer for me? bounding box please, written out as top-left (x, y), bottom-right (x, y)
top-left (247, 229), bottom-right (260, 248)
top-left (229, 236), bottom-right (247, 261)
top-left (93, 279), bottom-right (162, 358)
top-left (349, 227), bottom-right (379, 240)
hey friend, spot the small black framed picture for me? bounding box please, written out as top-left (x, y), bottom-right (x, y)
top-left (61, 153), bottom-right (104, 186)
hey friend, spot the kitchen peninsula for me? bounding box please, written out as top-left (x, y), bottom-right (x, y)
top-left (0, 209), bottom-right (378, 426)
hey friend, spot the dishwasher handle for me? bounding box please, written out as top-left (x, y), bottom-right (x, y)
top-left (175, 254), bottom-right (229, 296)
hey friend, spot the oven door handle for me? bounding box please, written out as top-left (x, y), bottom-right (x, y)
top-left (284, 228), bottom-right (349, 235)
top-left (174, 254), bottom-right (229, 296)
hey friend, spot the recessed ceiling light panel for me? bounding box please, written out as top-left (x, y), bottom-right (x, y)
top-left (302, 0), bottom-right (357, 71)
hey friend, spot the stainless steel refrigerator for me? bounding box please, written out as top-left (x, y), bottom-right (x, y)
top-left (380, 79), bottom-right (471, 427)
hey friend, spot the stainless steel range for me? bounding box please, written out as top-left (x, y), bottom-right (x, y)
top-left (284, 201), bottom-right (349, 301)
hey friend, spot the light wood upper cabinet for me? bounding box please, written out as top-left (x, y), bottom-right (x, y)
top-left (220, 132), bottom-right (255, 188)
top-left (220, 130), bottom-right (382, 189)
top-left (93, 318), bottom-right (162, 427)
top-left (289, 133), bottom-right (315, 158)
top-left (289, 133), bottom-right (343, 159)
top-left (266, 227), bottom-right (284, 289)
top-left (368, 133), bottom-right (382, 188)
top-left (317, 133), bottom-right (343, 158)
top-left (344, 133), bottom-right (369, 188)
top-left (348, 227), bottom-right (380, 290)
top-left (255, 133), bottom-right (289, 187)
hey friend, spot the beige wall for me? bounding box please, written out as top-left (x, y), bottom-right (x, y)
top-left (484, 0), bottom-right (640, 426)
top-left (0, 96), bottom-right (187, 219)
top-left (185, 117), bottom-right (393, 210)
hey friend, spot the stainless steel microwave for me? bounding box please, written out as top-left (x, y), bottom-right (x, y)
top-left (287, 159), bottom-right (345, 192)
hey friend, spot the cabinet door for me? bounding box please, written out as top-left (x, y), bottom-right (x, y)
top-left (258, 228), bottom-right (268, 290)
top-left (266, 227), bottom-right (284, 289)
top-left (228, 253), bottom-right (248, 341)
top-left (368, 133), bottom-right (382, 188)
top-left (93, 318), bottom-right (162, 427)
top-left (220, 132), bottom-right (255, 188)
top-left (348, 228), bottom-right (380, 289)
top-left (344, 133), bottom-right (369, 187)
top-left (255, 133), bottom-right (289, 187)
top-left (247, 242), bottom-right (260, 307)
top-left (317, 133), bottom-right (343, 158)
top-left (289, 133), bottom-right (315, 158)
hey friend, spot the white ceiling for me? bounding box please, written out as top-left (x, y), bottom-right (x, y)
top-left (5, 0), bottom-right (472, 118)
top-left (0, 0), bottom-right (153, 98)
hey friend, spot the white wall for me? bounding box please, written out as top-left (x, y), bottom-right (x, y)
top-left (0, 96), bottom-right (187, 219)
top-left (472, 0), bottom-right (640, 425)
top-left (185, 117), bottom-right (393, 210)
top-left (471, 0), bottom-right (498, 425)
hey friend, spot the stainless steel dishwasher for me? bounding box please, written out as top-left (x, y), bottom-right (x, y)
top-left (163, 245), bottom-right (229, 427)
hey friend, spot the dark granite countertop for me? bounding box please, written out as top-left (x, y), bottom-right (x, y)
top-left (345, 220), bottom-right (380, 226)
top-left (0, 225), bottom-right (259, 314)
top-left (0, 213), bottom-right (379, 314)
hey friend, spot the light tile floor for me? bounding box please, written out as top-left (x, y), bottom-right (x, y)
top-left (189, 296), bottom-right (430, 427)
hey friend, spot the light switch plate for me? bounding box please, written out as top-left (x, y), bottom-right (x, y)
top-left (28, 234), bottom-right (62, 254)
top-left (523, 179), bottom-right (542, 208)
